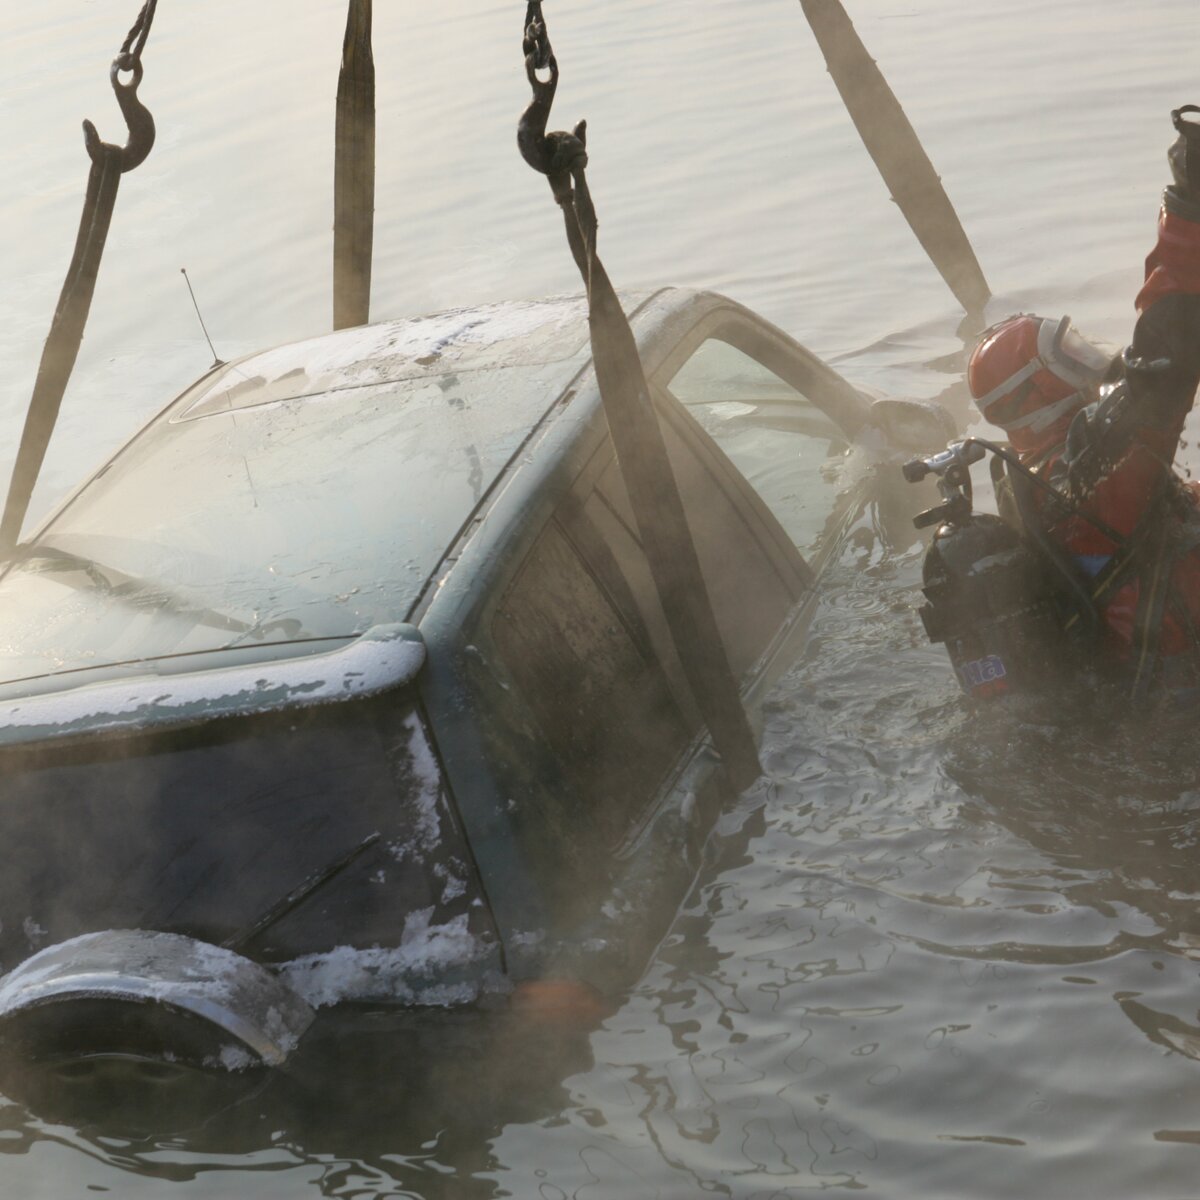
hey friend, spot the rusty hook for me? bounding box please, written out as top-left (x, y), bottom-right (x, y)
top-left (82, 55), bottom-right (156, 173)
top-left (518, 5), bottom-right (587, 181)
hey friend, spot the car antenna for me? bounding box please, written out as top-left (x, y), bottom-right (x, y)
top-left (180, 267), bottom-right (224, 368)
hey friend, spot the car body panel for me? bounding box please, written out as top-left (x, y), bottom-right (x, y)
top-left (0, 695), bottom-right (502, 992)
top-left (0, 623), bottom-right (424, 749)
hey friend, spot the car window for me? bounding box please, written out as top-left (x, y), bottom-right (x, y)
top-left (590, 410), bottom-right (807, 682)
top-left (0, 700), bottom-right (495, 972)
top-left (665, 338), bottom-right (851, 554)
top-left (489, 388), bottom-right (815, 857)
top-left (491, 518), bottom-right (692, 851)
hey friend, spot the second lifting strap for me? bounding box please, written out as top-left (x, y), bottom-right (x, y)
top-left (0, 0), bottom-right (158, 553)
top-left (516, 3), bottom-right (761, 789)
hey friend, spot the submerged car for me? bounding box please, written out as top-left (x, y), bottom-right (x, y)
top-left (0, 287), bottom-right (950, 1071)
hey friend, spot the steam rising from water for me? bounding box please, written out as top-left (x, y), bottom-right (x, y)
top-left (2, 0), bottom-right (1199, 1195)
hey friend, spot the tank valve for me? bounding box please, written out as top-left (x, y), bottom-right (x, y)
top-left (903, 440), bottom-right (985, 529)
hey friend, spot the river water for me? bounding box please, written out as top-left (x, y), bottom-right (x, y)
top-left (3, 0), bottom-right (1200, 1196)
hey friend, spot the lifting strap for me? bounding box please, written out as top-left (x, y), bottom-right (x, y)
top-left (333, 0), bottom-right (375, 330)
top-left (0, 0), bottom-right (158, 554)
top-left (516, 3), bottom-right (761, 790)
top-left (797, 0), bottom-right (989, 317)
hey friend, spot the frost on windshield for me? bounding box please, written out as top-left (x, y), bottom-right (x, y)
top-left (0, 350), bottom-right (584, 684)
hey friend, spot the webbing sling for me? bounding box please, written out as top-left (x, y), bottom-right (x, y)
top-left (0, 0), bottom-right (158, 553)
top-left (516, 2), bottom-right (761, 789)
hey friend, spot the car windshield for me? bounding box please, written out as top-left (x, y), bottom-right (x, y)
top-left (666, 337), bottom-right (852, 554)
top-left (0, 358), bottom-right (582, 685)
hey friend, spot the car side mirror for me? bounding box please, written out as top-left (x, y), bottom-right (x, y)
top-left (868, 397), bottom-right (958, 453)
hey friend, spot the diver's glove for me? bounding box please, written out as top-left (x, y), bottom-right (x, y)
top-left (1166, 105), bottom-right (1200, 222)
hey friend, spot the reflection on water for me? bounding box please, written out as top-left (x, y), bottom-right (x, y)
top-left (5, 0), bottom-right (1200, 1195)
top-left (949, 711), bottom-right (1200, 959)
top-left (487, 537), bottom-right (1200, 1200)
top-left (0, 1004), bottom-right (601, 1198)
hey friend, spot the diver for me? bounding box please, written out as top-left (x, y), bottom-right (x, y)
top-left (958, 107), bottom-right (1200, 702)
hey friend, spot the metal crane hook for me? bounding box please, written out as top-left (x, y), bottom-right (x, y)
top-left (82, 55), bottom-right (156, 173)
top-left (518, 2), bottom-right (587, 182)
top-left (0, 0), bottom-right (158, 553)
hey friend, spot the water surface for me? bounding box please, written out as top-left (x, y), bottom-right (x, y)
top-left (2, 0), bottom-right (1200, 1195)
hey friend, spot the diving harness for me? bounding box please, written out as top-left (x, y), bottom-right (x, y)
top-left (903, 430), bottom-right (1200, 705)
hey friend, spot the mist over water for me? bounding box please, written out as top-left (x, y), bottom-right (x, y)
top-left (3, 0), bottom-right (1200, 1195)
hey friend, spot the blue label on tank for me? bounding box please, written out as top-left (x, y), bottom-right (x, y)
top-left (958, 654), bottom-right (1007, 691)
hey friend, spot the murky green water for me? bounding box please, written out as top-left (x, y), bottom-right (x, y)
top-left (3, 0), bottom-right (1200, 1195)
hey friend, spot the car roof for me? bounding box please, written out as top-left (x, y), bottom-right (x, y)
top-left (175, 295), bottom-right (603, 419)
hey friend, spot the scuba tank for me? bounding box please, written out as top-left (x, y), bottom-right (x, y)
top-left (904, 442), bottom-right (1070, 703)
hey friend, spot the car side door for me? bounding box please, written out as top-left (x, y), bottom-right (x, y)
top-left (482, 309), bottom-right (864, 891)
